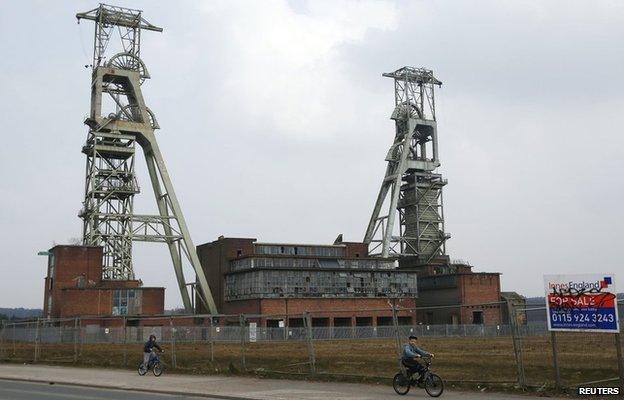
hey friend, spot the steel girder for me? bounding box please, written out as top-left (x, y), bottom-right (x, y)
top-left (77, 5), bottom-right (217, 314)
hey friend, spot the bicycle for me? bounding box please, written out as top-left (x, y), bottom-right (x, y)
top-left (138, 349), bottom-right (164, 377)
top-left (393, 355), bottom-right (444, 397)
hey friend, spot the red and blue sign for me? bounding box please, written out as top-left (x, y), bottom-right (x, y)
top-left (544, 274), bottom-right (619, 333)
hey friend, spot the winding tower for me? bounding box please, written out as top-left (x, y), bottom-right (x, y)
top-left (364, 67), bottom-right (450, 265)
top-left (76, 4), bottom-right (217, 313)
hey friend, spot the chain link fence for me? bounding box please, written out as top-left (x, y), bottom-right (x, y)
top-left (1, 300), bottom-right (622, 391)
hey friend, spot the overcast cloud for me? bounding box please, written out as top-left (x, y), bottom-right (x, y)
top-left (0, 0), bottom-right (622, 308)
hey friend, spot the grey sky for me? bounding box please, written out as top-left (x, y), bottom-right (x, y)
top-left (1, 1), bottom-right (622, 308)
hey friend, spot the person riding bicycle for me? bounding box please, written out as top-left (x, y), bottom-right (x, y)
top-left (402, 335), bottom-right (434, 382)
top-left (143, 334), bottom-right (163, 366)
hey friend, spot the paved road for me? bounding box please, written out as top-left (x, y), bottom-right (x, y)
top-left (0, 380), bottom-right (211, 400)
top-left (0, 364), bottom-right (567, 400)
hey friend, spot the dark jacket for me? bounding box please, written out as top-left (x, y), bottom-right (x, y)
top-left (143, 339), bottom-right (162, 353)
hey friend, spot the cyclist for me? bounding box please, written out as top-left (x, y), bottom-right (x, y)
top-left (143, 334), bottom-right (163, 367)
top-left (402, 335), bottom-right (434, 382)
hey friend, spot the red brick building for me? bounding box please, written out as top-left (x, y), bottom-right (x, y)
top-left (43, 245), bottom-right (165, 319)
top-left (196, 237), bottom-right (419, 327)
top-left (401, 258), bottom-right (502, 325)
top-left (195, 236), bottom-right (502, 326)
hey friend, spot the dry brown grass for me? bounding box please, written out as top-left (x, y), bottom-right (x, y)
top-left (1, 333), bottom-right (620, 388)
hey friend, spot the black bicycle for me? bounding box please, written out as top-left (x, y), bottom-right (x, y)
top-left (393, 355), bottom-right (444, 397)
top-left (138, 350), bottom-right (164, 377)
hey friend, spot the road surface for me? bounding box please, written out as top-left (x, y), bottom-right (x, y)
top-left (0, 380), bottom-right (217, 400)
top-left (0, 364), bottom-right (566, 400)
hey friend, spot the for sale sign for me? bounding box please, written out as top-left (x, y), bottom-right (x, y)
top-left (544, 274), bottom-right (619, 333)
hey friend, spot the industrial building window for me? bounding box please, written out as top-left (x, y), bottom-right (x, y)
top-left (472, 311), bottom-right (484, 325)
top-left (48, 254), bottom-right (55, 280)
top-left (112, 289), bottom-right (137, 316)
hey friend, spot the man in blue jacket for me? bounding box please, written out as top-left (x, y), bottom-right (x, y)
top-left (402, 335), bottom-right (434, 381)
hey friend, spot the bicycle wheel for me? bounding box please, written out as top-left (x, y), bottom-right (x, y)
top-left (424, 373), bottom-right (444, 397)
top-left (393, 373), bottom-right (410, 395)
top-left (153, 362), bottom-right (163, 377)
top-left (138, 363), bottom-right (148, 376)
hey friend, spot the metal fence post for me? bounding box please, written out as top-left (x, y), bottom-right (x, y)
top-left (78, 318), bottom-right (83, 357)
top-left (0, 321), bottom-right (5, 359)
top-left (73, 318), bottom-right (78, 362)
top-left (12, 323), bottom-right (16, 356)
top-left (508, 301), bottom-right (526, 388)
top-left (208, 317), bottom-right (214, 363)
top-left (550, 331), bottom-right (561, 389)
top-left (391, 300), bottom-right (402, 366)
top-left (303, 312), bottom-right (316, 374)
top-left (169, 317), bottom-right (177, 368)
top-left (239, 314), bottom-right (246, 371)
top-left (122, 317), bottom-right (127, 367)
top-left (34, 319), bottom-right (40, 363)
top-left (615, 332), bottom-right (624, 392)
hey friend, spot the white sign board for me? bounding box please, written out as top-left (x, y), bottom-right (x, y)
top-left (544, 274), bottom-right (619, 333)
top-left (249, 322), bottom-right (257, 342)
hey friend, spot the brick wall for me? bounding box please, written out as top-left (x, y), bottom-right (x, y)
top-left (59, 288), bottom-right (112, 317)
top-left (412, 271), bottom-right (502, 325)
top-left (342, 242), bottom-right (369, 258)
top-left (99, 280), bottom-right (142, 288)
top-left (196, 237), bottom-right (256, 313)
top-left (459, 273), bottom-right (501, 324)
top-left (45, 246), bottom-right (103, 318)
top-left (141, 288), bottom-right (165, 315)
top-left (221, 298), bottom-right (262, 315)
top-left (57, 287), bottom-right (164, 318)
top-left (219, 297), bottom-right (415, 327)
top-left (53, 246), bottom-right (103, 287)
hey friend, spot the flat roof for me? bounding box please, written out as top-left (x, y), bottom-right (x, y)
top-left (255, 242), bottom-right (348, 248)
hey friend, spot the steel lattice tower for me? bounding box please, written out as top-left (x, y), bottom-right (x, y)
top-left (76, 4), bottom-right (217, 313)
top-left (364, 67), bottom-right (450, 264)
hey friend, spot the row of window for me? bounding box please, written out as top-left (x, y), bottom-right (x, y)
top-left (112, 289), bottom-right (141, 316)
top-left (225, 270), bottom-right (418, 301)
top-left (255, 245), bottom-right (345, 257)
top-left (230, 257), bottom-right (396, 271)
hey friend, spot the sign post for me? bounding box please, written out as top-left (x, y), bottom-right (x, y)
top-left (615, 333), bottom-right (624, 392)
top-left (544, 274), bottom-right (620, 390)
top-left (550, 331), bottom-right (561, 389)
